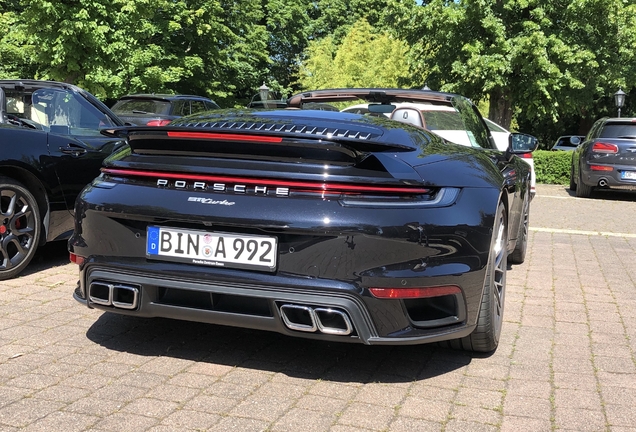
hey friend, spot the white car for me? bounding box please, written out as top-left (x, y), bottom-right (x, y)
top-left (342, 104), bottom-right (537, 197)
top-left (551, 135), bottom-right (584, 151)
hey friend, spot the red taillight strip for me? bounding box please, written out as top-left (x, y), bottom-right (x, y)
top-left (166, 131), bottom-right (283, 143)
top-left (369, 286), bottom-right (462, 299)
top-left (147, 120), bottom-right (172, 126)
top-left (101, 168), bottom-right (430, 194)
top-left (592, 142), bottom-right (619, 153)
top-left (590, 165), bottom-right (613, 171)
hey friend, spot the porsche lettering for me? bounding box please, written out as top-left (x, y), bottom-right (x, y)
top-left (157, 179), bottom-right (289, 196)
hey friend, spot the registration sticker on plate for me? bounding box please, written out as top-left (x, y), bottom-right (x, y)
top-left (621, 171), bottom-right (636, 180)
top-left (146, 226), bottom-right (277, 271)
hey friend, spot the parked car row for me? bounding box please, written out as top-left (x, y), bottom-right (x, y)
top-left (111, 94), bottom-right (220, 126)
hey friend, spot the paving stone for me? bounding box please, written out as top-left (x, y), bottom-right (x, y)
top-left (0, 184), bottom-right (634, 431)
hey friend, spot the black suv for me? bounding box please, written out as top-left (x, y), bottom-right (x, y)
top-left (0, 79), bottom-right (125, 279)
top-left (111, 94), bottom-right (220, 126)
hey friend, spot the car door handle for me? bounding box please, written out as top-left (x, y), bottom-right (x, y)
top-left (59, 144), bottom-right (87, 156)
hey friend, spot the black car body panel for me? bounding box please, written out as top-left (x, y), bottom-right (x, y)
top-left (0, 79), bottom-right (124, 278)
top-left (70, 88), bottom-right (536, 351)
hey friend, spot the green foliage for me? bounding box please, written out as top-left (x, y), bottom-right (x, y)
top-left (0, 8), bottom-right (36, 78)
top-left (533, 150), bottom-right (572, 185)
top-left (9, 0), bottom-right (269, 103)
top-left (384, 0), bottom-right (636, 135)
top-left (298, 19), bottom-right (410, 90)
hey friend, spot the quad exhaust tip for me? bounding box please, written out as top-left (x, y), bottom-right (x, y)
top-left (279, 304), bottom-right (353, 336)
top-left (89, 281), bottom-right (140, 310)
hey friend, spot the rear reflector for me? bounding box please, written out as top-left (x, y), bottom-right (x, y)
top-left (147, 119), bottom-right (172, 126)
top-left (369, 286), bottom-right (461, 299)
top-left (592, 142), bottom-right (619, 153)
top-left (69, 253), bottom-right (85, 266)
top-left (166, 131), bottom-right (283, 143)
top-left (590, 165), bottom-right (613, 171)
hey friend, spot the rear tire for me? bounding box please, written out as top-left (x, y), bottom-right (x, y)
top-left (0, 177), bottom-right (42, 280)
top-left (569, 164), bottom-right (577, 191)
top-left (575, 170), bottom-right (592, 198)
top-left (509, 196), bottom-right (529, 264)
top-left (443, 202), bottom-right (507, 353)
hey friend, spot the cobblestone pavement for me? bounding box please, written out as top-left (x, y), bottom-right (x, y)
top-left (1, 184), bottom-right (635, 431)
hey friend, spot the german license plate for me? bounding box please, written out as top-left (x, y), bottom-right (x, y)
top-left (621, 171), bottom-right (636, 180)
top-left (146, 226), bottom-right (277, 271)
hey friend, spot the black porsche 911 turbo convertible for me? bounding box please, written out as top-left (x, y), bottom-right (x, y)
top-left (69, 88), bottom-right (537, 353)
top-left (0, 80), bottom-right (124, 279)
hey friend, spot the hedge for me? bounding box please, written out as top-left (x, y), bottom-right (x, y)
top-left (532, 150), bottom-right (573, 185)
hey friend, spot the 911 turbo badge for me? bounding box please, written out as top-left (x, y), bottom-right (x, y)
top-left (187, 197), bottom-right (235, 206)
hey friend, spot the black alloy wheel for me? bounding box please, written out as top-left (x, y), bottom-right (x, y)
top-left (444, 202), bottom-right (507, 353)
top-left (0, 178), bottom-right (41, 280)
top-left (575, 167), bottom-right (593, 198)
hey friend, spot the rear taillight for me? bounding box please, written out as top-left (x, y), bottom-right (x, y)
top-left (69, 253), bottom-right (85, 266)
top-left (592, 142), bottom-right (619, 153)
top-left (146, 119), bottom-right (172, 126)
top-left (369, 286), bottom-right (461, 299)
top-left (590, 165), bottom-right (613, 171)
top-left (518, 152), bottom-right (533, 159)
top-left (100, 168), bottom-right (431, 195)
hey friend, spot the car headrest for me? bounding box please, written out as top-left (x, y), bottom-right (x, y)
top-left (390, 108), bottom-right (425, 128)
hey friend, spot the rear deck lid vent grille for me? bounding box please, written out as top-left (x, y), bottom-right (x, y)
top-left (175, 120), bottom-right (380, 140)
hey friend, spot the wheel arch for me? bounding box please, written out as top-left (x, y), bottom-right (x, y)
top-left (0, 166), bottom-right (50, 246)
top-left (498, 187), bottom-right (513, 252)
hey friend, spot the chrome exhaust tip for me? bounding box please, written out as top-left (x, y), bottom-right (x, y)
top-left (89, 281), bottom-right (140, 310)
top-left (89, 281), bottom-right (112, 306)
top-left (598, 178), bottom-right (608, 187)
top-left (112, 285), bottom-right (139, 310)
top-left (280, 304), bottom-right (317, 332)
top-left (314, 308), bottom-right (353, 335)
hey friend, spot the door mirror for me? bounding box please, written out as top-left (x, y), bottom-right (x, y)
top-left (509, 133), bottom-right (539, 154)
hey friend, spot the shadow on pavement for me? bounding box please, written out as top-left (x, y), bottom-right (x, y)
top-left (563, 185), bottom-right (636, 201)
top-left (21, 240), bottom-right (71, 277)
top-left (85, 312), bottom-right (473, 383)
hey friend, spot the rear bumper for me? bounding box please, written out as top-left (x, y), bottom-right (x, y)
top-left (580, 163), bottom-right (636, 190)
top-left (74, 265), bottom-right (476, 345)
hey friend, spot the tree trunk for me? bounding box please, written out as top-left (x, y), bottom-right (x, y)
top-left (488, 87), bottom-right (513, 130)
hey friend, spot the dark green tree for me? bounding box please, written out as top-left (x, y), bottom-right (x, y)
top-left (384, 0), bottom-right (636, 135)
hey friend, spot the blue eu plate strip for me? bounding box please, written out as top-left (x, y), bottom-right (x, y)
top-left (147, 226), bottom-right (159, 255)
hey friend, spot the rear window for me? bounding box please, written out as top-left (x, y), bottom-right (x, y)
top-left (600, 124), bottom-right (636, 139)
top-left (112, 99), bottom-right (171, 115)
